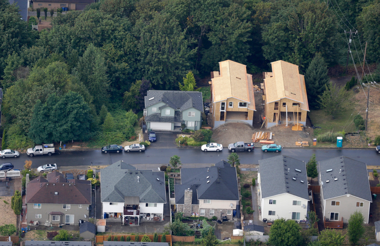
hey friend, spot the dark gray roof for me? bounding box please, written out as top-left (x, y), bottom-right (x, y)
top-left (319, 156), bottom-right (372, 201)
top-left (0, 242), bottom-right (12, 246)
top-left (367, 244), bottom-right (380, 246)
top-left (244, 224), bottom-right (265, 233)
top-left (25, 242), bottom-right (91, 246)
top-left (104, 243), bottom-right (169, 246)
top-left (9, 0), bottom-right (27, 21)
top-left (375, 221), bottom-right (380, 233)
top-left (101, 161), bottom-right (166, 203)
top-left (259, 156), bottom-right (308, 199)
top-left (144, 90), bottom-right (203, 113)
top-left (175, 161), bottom-right (239, 204)
top-left (79, 221), bottom-right (96, 234)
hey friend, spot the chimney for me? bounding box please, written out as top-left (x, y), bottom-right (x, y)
top-left (183, 188), bottom-right (193, 217)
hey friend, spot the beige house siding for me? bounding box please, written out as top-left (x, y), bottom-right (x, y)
top-left (176, 200), bottom-right (237, 220)
top-left (265, 98), bottom-right (307, 128)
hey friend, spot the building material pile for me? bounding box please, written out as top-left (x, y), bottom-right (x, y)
top-left (252, 132), bottom-right (273, 143)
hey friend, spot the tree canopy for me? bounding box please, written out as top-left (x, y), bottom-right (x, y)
top-left (348, 211), bottom-right (365, 245)
top-left (269, 219), bottom-right (303, 246)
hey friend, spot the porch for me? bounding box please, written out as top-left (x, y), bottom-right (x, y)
top-left (324, 217), bottom-right (344, 229)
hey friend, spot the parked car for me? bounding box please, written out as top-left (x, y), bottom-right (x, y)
top-left (37, 163), bottom-right (57, 172)
top-left (0, 163), bottom-right (14, 171)
top-left (101, 144), bottom-right (123, 154)
top-left (0, 149), bottom-right (20, 158)
top-left (149, 132), bottom-right (157, 142)
top-left (261, 144), bottom-right (282, 153)
top-left (27, 143), bottom-right (55, 157)
top-left (66, 173), bottom-right (74, 180)
top-left (124, 144), bottom-right (145, 152)
top-left (376, 146), bottom-right (380, 154)
top-left (228, 142), bottom-right (254, 152)
top-left (77, 174), bottom-right (86, 180)
top-left (201, 143), bottom-right (223, 152)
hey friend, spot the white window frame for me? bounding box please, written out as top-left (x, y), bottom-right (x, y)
top-left (356, 202), bottom-right (364, 207)
top-left (34, 204), bottom-right (41, 209)
top-left (268, 211), bottom-right (275, 216)
top-left (228, 102), bottom-right (233, 108)
top-left (238, 102), bottom-right (247, 108)
top-left (209, 209), bottom-right (215, 216)
top-left (35, 214), bottom-right (42, 219)
top-left (63, 204), bottom-right (71, 209)
top-left (147, 203), bottom-right (157, 207)
top-left (204, 200), bottom-right (211, 204)
top-left (165, 109), bottom-right (170, 115)
top-left (188, 111), bottom-right (195, 117)
top-left (200, 209), bottom-right (205, 216)
top-left (331, 201), bottom-right (340, 206)
top-left (293, 201), bottom-right (301, 205)
top-left (269, 199), bottom-right (276, 205)
top-left (152, 107), bottom-right (157, 112)
top-left (330, 212), bottom-right (339, 221)
top-left (220, 102), bottom-right (226, 111)
top-left (52, 215), bottom-right (60, 221)
top-left (187, 121), bottom-right (195, 127)
top-left (292, 212), bottom-right (300, 220)
top-left (78, 204), bottom-right (82, 208)
top-left (227, 210), bottom-right (232, 215)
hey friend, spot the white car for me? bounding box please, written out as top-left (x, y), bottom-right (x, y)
top-left (0, 149), bottom-right (20, 158)
top-left (201, 143), bottom-right (223, 152)
top-left (124, 144), bottom-right (145, 152)
top-left (37, 163), bottom-right (57, 173)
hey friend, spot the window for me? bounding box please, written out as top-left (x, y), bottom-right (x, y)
top-left (152, 107), bottom-right (157, 112)
top-left (48, 4), bottom-right (51, 6)
top-left (34, 204), bottom-right (41, 209)
top-left (209, 209), bottom-right (215, 216)
top-left (274, 102), bottom-right (278, 110)
top-left (330, 213), bottom-right (339, 221)
top-left (204, 200), bottom-right (211, 204)
top-left (282, 102), bottom-right (286, 107)
top-left (200, 209), bottom-right (205, 216)
top-left (38, 3), bottom-right (42, 6)
top-left (228, 102), bottom-right (233, 108)
top-left (109, 203), bottom-right (117, 205)
top-left (269, 200), bottom-right (276, 205)
top-left (292, 212), bottom-right (300, 220)
top-left (356, 202), bottom-right (364, 207)
top-left (293, 201), bottom-right (301, 205)
top-left (35, 214), bottom-right (42, 219)
top-left (331, 201), bottom-right (340, 206)
top-left (147, 203), bottom-right (157, 207)
top-left (187, 121), bottom-right (195, 127)
top-left (238, 102), bottom-right (247, 108)
top-left (188, 111), bottom-right (195, 117)
top-left (292, 103), bottom-right (300, 107)
top-left (165, 109), bottom-right (170, 115)
top-left (268, 211), bottom-right (276, 216)
top-left (220, 102), bottom-right (226, 111)
top-left (52, 215), bottom-right (60, 221)
top-left (227, 210), bottom-right (232, 215)
top-left (78, 204), bottom-right (82, 208)
top-left (63, 204), bottom-right (71, 209)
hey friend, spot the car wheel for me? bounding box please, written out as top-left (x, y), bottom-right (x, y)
top-left (264, 150), bottom-right (268, 153)
top-left (276, 150), bottom-right (279, 153)
top-left (247, 149), bottom-right (252, 152)
top-left (117, 150), bottom-right (120, 153)
top-left (204, 149), bottom-right (207, 152)
top-left (378, 151), bottom-right (380, 154)
top-left (14, 155), bottom-right (18, 158)
top-left (127, 150), bottom-right (130, 152)
top-left (217, 149), bottom-right (220, 152)
top-left (104, 151), bottom-right (107, 154)
top-left (40, 170), bottom-right (44, 173)
top-left (48, 152), bottom-right (52, 156)
top-left (232, 149), bottom-right (235, 153)
top-left (2, 156), bottom-right (5, 159)
top-left (30, 154), bottom-right (34, 157)
top-left (139, 150), bottom-right (142, 152)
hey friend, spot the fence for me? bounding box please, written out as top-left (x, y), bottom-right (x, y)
top-left (0, 170), bottom-right (21, 178)
top-left (324, 217), bottom-right (344, 229)
top-left (309, 185), bottom-right (320, 193)
top-left (172, 235), bottom-right (195, 242)
top-left (310, 190), bottom-right (319, 231)
top-left (96, 234), bottom-right (172, 245)
top-left (371, 187), bottom-right (380, 194)
top-left (0, 236), bottom-right (19, 243)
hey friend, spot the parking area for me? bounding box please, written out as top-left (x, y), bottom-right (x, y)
top-left (145, 132), bottom-right (178, 148)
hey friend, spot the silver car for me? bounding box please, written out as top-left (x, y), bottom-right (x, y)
top-left (0, 149), bottom-right (20, 158)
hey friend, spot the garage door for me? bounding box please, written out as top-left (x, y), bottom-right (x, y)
top-left (150, 122), bottom-right (172, 131)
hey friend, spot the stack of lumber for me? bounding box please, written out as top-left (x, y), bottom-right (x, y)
top-left (252, 132), bottom-right (273, 142)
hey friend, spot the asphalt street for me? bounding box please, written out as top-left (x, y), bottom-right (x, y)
top-left (3, 147), bottom-right (379, 170)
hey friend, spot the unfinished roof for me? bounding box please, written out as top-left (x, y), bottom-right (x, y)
top-left (26, 171), bottom-right (91, 204)
top-left (264, 60), bottom-right (309, 111)
top-left (175, 161), bottom-right (239, 204)
top-left (101, 160), bottom-right (166, 204)
top-left (211, 60), bottom-right (255, 110)
top-left (259, 156), bottom-right (308, 200)
top-left (319, 156), bottom-right (372, 201)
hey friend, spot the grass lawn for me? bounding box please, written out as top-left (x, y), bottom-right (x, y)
top-left (198, 86), bottom-right (211, 102)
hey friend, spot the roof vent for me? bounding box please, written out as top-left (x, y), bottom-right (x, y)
top-left (326, 180), bottom-right (330, 183)
top-left (288, 168), bottom-right (290, 172)
top-left (334, 178), bottom-right (338, 181)
top-left (300, 180), bottom-right (304, 183)
top-left (156, 178), bottom-right (160, 181)
top-left (326, 169), bottom-right (333, 173)
top-left (62, 184), bottom-right (65, 186)
top-left (295, 169), bottom-right (301, 173)
top-left (292, 177), bottom-right (296, 181)
top-left (207, 168), bottom-right (209, 172)
top-left (207, 180), bottom-right (210, 184)
top-left (149, 97), bottom-right (154, 101)
top-left (137, 176), bottom-right (140, 183)
top-left (206, 176), bottom-right (210, 179)
top-left (55, 192), bottom-right (58, 195)
top-left (53, 183), bottom-right (55, 186)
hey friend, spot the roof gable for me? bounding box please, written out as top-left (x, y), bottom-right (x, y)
top-left (144, 91), bottom-right (203, 112)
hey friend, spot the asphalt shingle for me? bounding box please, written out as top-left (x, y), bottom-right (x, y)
top-left (144, 90), bottom-right (203, 112)
top-left (80, 221), bottom-right (96, 234)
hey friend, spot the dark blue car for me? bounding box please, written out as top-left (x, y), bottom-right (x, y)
top-left (149, 132), bottom-right (157, 142)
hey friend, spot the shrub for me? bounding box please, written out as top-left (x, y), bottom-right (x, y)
top-left (114, 236), bottom-right (118, 241)
top-left (2, 129), bottom-right (5, 150)
top-left (377, 183), bottom-right (380, 187)
top-left (245, 207), bottom-right (253, 214)
top-left (161, 234), bottom-right (166, 242)
top-left (193, 130), bottom-right (204, 142)
top-left (54, 230), bottom-right (71, 241)
top-left (212, 216), bottom-right (217, 220)
top-left (187, 138), bottom-right (207, 146)
top-left (141, 234), bottom-right (152, 242)
top-left (42, 173), bottom-right (47, 178)
top-left (140, 142), bottom-right (148, 147)
top-left (135, 235), bottom-right (139, 242)
top-left (242, 190), bottom-right (251, 198)
top-left (316, 130), bottom-right (345, 143)
top-left (176, 136), bottom-right (189, 145)
top-left (22, 177), bottom-right (26, 189)
top-left (243, 184), bottom-right (250, 189)
top-left (374, 170), bottom-right (378, 178)
top-left (120, 236), bottom-right (125, 241)
top-left (252, 178), bottom-right (256, 186)
top-left (345, 76), bottom-right (357, 91)
top-left (144, 140), bottom-right (151, 146)
top-left (375, 136), bottom-right (380, 146)
top-left (153, 233), bottom-right (158, 242)
top-left (107, 236), bottom-right (112, 241)
top-left (126, 236), bottom-right (131, 241)
top-left (354, 115), bottom-right (365, 130)
top-left (200, 129), bottom-right (213, 142)
top-left (160, 165), bottom-right (167, 172)
top-left (166, 167), bottom-right (172, 172)
top-left (87, 170), bottom-right (93, 179)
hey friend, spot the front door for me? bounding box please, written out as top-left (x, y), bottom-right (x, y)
top-left (65, 215), bottom-right (74, 225)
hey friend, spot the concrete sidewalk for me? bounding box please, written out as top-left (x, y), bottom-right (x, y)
top-left (251, 185), bottom-right (265, 226)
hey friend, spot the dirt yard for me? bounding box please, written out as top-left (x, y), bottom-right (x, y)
top-left (24, 230), bottom-right (79, 241)
top-left (0, 197), bottom-right (17, 227)
top-left (212, 123), bottom-right (313, 148)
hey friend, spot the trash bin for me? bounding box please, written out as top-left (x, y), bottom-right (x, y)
top-left (313, 138), bottom-right (317, 146)
top-left (337, 136), bottom-right (343, 148)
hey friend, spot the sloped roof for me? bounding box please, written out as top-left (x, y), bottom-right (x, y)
top-left (244, 224), bottom-right (265, 233)
top-left (80, 221), bottom-right (96, 235)
top-left (101, 161), bottom-right (166, 204)
top-left (175, 161), bottom-right (239, 204)
top-left (25, 242), bottom-right (91, 246)
top-left (211, 60), bottom-right (255, 110)
top-left (26, 172), bottom-right (91, 204)
top-left (319, 156), bottom-right (372, 201)
top-left (104, 243), bottom-right (169, 246)
top-left (144, 91), bottom-right (203, 113)
top-left (375, 221), bottom-right (380, 233)
top-left (259, 156), bottom-right (308, 200)
top-left (264, 60), bottom-right (309, 111)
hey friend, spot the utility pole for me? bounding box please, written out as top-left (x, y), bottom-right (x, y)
top-left (362, 42), bottom-right (369, 131)
top-left (345, 30), bottom-right (355, 75)
top-left (361, 41), bottom-right (367, 79)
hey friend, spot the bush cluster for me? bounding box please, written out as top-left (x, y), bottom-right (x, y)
top-left (345, 76), bottom-right (357, 90)
top-left (354, 115), bottom-right (365, 130)
top-left (316, 130), bottom-right (345, 143)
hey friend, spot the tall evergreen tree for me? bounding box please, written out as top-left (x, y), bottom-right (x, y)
top-left (305, 53), bottom-right (329, 109)
top-left (179, 71), bottom-right (196, 91)
top-left (138, 78), bottom-right (151, 110)
top-left (306, 154), bottom-right (318, 179)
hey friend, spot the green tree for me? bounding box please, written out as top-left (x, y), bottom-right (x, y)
top-left (123, 80), bottom-right (141, 111)
top-left (1, 52), bottom-right (24, 90)
top-left (114, 236), bottom-right (118, 241)
top-left (306, 154), bottom-right (318, 179)
top-left (228, 153), bottom-right (240, 167)
top-left (305, 53), bottom-right (329, 109)
top-left (269, 219), bottom-right (303, 246)
top-left (98, 105), bottom-right (108, 125)
top-left (170, 219), bottom-right (191, 236)
top-left (53, 230), bottom-right (72, 241)
top-left (153, 233), bottom-right (158, 242)
top-left (43, 8), bottom-right (47, 20)
top-left (138, 78), bottom-right (151, 110)
top-left (37, 8), bottom-right (41, 19)
top-left (135, 235), bottom-right (139, 242)
top-left (102, 112), bottom-right (115, 132)
top-left (169, 155), bottom-right (181, 168)
top-left (202, 229), bottom-right (218, 246)
top-left (318, 82), bottom-right (353, 119)
top-left (348, 212), bottom-right (365, 245)
top-left (179, 71), bottom-right (196, 91)
top-left (307, 211), bottom-right (319, 236)
top-left (141, 235), bottom-right (151, 242)
top-left (120, 236), bottom-right (125, 241)
top-left (2, 129), bottom-right (6, 150)
top-left (161, 234), bottom-right (166, 242)
top-left (50, 9), bottom-right (54, 18)
top-left (11, 190), bottom-right (22, 215)
top-left (0, 224), bottom-right (17, 236)
top-left (126, 236), bottom-right (131, 241)
top-left (319, 229), bottom-right (345, 246)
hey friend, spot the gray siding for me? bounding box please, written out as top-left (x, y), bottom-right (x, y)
top-left (182, 108), bottom-right (201, 130)
top-left (27, 203), bottom-right (90, 226)
top-left (160, 107), bottom-right (175, 117)
top-left (146, 102), bottom-right (165, 116)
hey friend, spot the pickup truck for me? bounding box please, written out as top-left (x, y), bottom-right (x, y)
top-left (228, 141), bottom-right (254, 152)
top-left (27, 144), bottom-right (55, 157)
top-left (376, 146), bottom-right (380, 154)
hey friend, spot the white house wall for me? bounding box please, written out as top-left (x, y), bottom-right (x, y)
top-left (139, 203), bottom-right (164, 214)
top-left (102, 202), bottom-right (124, 214)
top-left (199, 199), bottom-right (238, 210)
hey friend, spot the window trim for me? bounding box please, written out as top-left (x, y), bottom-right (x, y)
top-left (330, 212), bottom-right (339, 221)
top-left (238, 102), bottom-right (247, 108)
top-left (292, 212), bottom-right (300, 220)
top-left (52, 215), bottom-right (60, 221)
top-left (152, 107), bottom-right (157, 112)
top-left (269, 199), bottom-right (276, 205)
top-left (34, 203), bottom-right (41, 209)
top-left (63, 204), bottom-right (71, 209)
top-left (209, 209), bottom-right (215, 216)
top-left (78, 204), bottom-right (82, 208)
top-left (165, 109), bottom-right (170, 115)
top-left (187, 121), bottom-right (195, 127)
top-left (147, 203), bottom-right (157, 207)
top-left (200, 209), bottom-right (205, 216)
top-left (227, 210), bottom-right (232, 215)
top-left (188, 111), bottom-right (195, 117)
top-left (228, 102), bottom-right (233, 108)
top-left (268, 211), bottom-right (276, 216)
top-left (292, 200), bottom-right (301, 206)
top-left (331, 201), bottom-right (340, 206)
top-left (356, 202), bottom-right (364, 207)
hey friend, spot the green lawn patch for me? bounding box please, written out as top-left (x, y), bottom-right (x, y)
top-left (198, 86), bottom-right (211, 102)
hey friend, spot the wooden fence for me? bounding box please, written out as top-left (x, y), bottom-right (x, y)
top-left (309, 185), bottom-right (320, 194)
top-left (172, 236), bottom-right (195, 242)
top-left (324, 217), bottom-right (344, 229)
top-left (96, 234), bottom-right (172, 245)
top-left (310, 191), bottom-right (319, 231)
top-left (0, 236), bottom-right (19, 244)
top-left (371, 186), bottom-right (380, 194)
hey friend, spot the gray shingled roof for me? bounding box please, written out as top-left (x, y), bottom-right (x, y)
top-left (259, 156), bottom-right (308, 200)
top-left (104, 243), bottom-right (169, 246)
top-left (101, 161), bottom-right (166, 204)
top-left (319, 156), bottom-right (372, 201)
top-left (25, 242), bottom-right (91, 246)
top-left (175, 161), bottom-right (239, 204)
top-left (375, 221), bottom-right (380, 233)
top-left (0, 242), bottom-right (12, 246)
top-left (80, 221), bottom-right (96, 235)
top-left (144, 90), bottom-right (203, 113)
top-left (9, 0), bottom-right (27, 21)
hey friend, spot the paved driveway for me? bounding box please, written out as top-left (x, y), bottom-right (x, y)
top-left (0, 180), bottom-right (15, 196)
top-left (147, 132), bottom-right (178, 148)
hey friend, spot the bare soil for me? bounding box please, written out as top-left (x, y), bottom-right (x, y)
top-left (0, 196), bottom-right (17, 228)
top-left (24, 230), bottom-right (79, 241)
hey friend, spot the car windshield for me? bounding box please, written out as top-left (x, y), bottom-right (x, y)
top-left (42, 165), bottom-right (48, 168)
top-left (149, 134), bottom-right (155, 137)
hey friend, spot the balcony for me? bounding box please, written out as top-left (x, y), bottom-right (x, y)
top-left (124, 207), bottom-right (140, 216)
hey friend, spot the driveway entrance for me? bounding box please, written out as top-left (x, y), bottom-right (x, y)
top-left (146, 132), bottom-right (178, 148)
